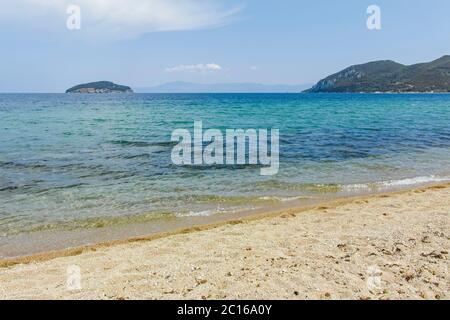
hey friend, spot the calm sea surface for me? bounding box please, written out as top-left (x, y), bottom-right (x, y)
top-left (1, 93), bottom-right (450, 254)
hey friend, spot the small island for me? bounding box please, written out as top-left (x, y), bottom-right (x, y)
top-left (66, 81), bottom-right (133, 94)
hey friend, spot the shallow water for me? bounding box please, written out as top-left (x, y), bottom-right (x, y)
top-left (1, 93), bottom-right (450, 255)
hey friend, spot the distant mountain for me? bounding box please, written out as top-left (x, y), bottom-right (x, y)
top-left (66, 81), bottom-right (133, 93)
top-left (305, 56), bottom-right (450, 93)
top-left (135, 81), bottom-right (311, 93)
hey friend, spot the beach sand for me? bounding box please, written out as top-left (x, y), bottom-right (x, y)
top-left (0, 184), bottom-right (449, 300)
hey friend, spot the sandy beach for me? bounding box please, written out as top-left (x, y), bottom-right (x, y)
top-left (0, 184), bottom-right (449, 300)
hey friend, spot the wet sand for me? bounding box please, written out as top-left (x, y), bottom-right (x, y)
top-left (0, 184), bottom-right (449, 300)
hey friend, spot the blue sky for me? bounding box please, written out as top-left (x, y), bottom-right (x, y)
top-left (1, 0), bottom-right (450, 92)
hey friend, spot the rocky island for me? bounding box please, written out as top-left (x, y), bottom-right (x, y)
top-left (66, 81), bottom-right (133, 94)
top-left (305, 55), bottom-right (450, 93)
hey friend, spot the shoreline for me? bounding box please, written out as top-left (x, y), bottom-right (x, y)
top-left (1, 181), bottom-right (449, 299)
top-left (1, 181), bottom-right (449, 268)
top-left (1, 182), bottom-right (449, 299)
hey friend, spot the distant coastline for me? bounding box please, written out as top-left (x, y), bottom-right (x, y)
top-left (305, 55), bottom-right (450, 93)
top-left (50, 57), bottom-right (450, 95)
top-left (134, 81), bottom-right (311, 93)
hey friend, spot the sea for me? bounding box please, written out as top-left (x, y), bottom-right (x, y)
top-left (1, 93), bottom-right (450, 257)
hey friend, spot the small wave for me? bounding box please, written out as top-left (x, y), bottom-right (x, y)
top-left (254, 180), bottom-right (343, 193)
top-left (343, 175), bottom-right (450, 191)
top-left (180, 209), bottom-right (219, 217)
top-left (178, 205), bottom-right (255, 217)
top-left (156, 194), bottom-right (279, 206)
top-left (0, 185), bottom-right (20, 192)
top-left (380, 175), bottom-right (450, 187)
top-left (258, 195), bottom-right (313, 202)
top-left (109, 140), bottom-right (153, 147)
top-left (0, 161), bottom-right (49, 170)
top-left (109, 140), bottom-right (176, 148)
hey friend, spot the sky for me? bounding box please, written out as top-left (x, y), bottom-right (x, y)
top-left (1, 0), bottom-right (450, 92)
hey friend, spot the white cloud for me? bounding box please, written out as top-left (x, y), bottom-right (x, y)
top-left (165, 63), bottom-right (223, 73)
top-left (3, 0), bottom-right (243, 39)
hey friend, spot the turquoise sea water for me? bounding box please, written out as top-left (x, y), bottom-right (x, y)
top-left (1, 93), bottom-right (450, 247)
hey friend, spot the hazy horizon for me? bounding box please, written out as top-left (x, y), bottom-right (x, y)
top-left (0, 81), bottom-right (313, 94)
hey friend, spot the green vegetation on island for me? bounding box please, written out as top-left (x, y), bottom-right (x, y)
top-left (305, 55), bottom-right (450, 93)
top-left (66, 81), bottom-right (133, 94)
